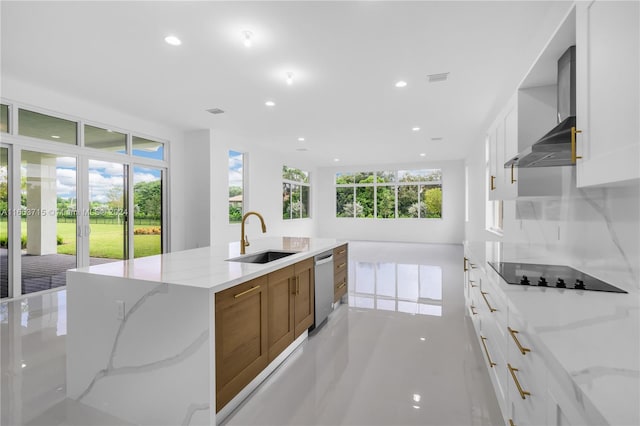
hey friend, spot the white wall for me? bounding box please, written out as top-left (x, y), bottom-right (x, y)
top-left (208, 129), bottom-right (317, 245)
top-left (316, 160), bottom-right (465, 244)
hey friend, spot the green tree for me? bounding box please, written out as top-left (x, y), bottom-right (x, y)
top-left (424, 187), bottom-right (442, 218)
top-left (134, 180), bottom-right (161, 218)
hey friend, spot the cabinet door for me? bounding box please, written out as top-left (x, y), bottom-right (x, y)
top-left (215, 275), bottom-right (268, 411)
top-left (294, 258), bottom-right (315, 338)
top-left (576, 0), bottom-right (640, 187)
top-left (267, 265), bottom-right (295, 362)
top-left (488, 127), bottom-right (499, 200)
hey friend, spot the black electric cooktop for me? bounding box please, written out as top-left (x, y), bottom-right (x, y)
top-left (489, 262), bottom-right (627, 293)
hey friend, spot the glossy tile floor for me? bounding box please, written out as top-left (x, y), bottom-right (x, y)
top-left (1, 241), bottom-right (502, 426)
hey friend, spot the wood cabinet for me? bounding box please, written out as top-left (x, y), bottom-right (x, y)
top-left (215, 275), bottom-right (268, 412)
top-left (267, 265), bottom-right (295, 362)
top-left (333, 244), bottom-right (348, 302)
top-left (576, 0), bottom-right (640, 187)
top-left (293, 258), bottom-right (315, 338)
top-left (266, 259), bottom-right (314, 362)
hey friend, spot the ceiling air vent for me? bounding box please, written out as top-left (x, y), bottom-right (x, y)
top-left (430, 137), bottom-right (444, 141)
top-left (427, 72), bottom-right (449, 83)
top-left (206, 108), bottom-right (225, 115)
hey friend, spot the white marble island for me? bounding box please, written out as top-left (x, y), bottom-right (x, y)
top-left (65, 237), bottom-right (345, 426)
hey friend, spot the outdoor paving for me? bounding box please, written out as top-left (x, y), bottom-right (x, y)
top-left (0, 249), bottom-right (115, 298)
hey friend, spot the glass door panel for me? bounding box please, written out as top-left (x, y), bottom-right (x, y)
top-left (88, 160), bottom-right (127, 263)
top-left (1, 147), bottom-right (8, 298)
top-left (21, 151), bottom-right (76, 295)
top-left (133, 166), bottom-right (162, 258)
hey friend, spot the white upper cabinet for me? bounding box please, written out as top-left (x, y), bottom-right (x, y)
top-left (576, 0), bottom-right (640, 187)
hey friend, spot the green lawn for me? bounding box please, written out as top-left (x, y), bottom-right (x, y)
top-left (0, 220), bottom-right (160, 259)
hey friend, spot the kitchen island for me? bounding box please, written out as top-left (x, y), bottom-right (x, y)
top-left (65, 237), bottom-right (346, 426)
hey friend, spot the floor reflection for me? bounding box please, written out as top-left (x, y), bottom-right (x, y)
top-left (349, 261), bottom-right (443, 316)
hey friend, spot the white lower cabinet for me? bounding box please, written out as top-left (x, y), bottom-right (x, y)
top-left (463, 249), bottom-right (592, 426)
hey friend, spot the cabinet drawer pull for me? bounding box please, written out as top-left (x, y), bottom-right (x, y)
top-left (510, 163), bottom-right (517, 184)
top-left (469, 280), bottom-right (478, 288)
top-left (508, 363), bottom-right (531, 400)
top-left (508, 327), bottom-right (531, 355)
top-left (481, 291), bottom-right (497, 312)
top-left (470, 305), bottom-right (478, 315)
top-left (509, 420), bottom-right (516, 426)
top-left (338, 249), bottom-right (346, 255)
top-left (296, 276), bottom-right (300, 295)
top-left (571, 127), bottom-right (583, 163)
top-left (464, 257), bottom-right (468, 272)
top-left (490, 175), bottom-right (496, 191)
top-left (234, 285), bottom-right (260, 299)
top-left (480, 336), bottom-right (496, 367)
top-left (337, 262), bottom-right (346, 270)
top-left (337, 282), bottom-right (346, 290)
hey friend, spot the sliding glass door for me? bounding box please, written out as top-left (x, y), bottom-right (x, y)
top-left (20, 151), bottom-right (77, 294)
top-left (0, 147), bottom-right (8, 298)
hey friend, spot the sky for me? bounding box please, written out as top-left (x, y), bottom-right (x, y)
top-left (229, 150), bottom-right (243, 188)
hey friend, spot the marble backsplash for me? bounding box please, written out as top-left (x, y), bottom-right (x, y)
top-left (502, 168), bottom-right (640, 292)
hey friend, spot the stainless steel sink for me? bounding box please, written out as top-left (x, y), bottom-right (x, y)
top-left (226, 250), bottom-right (297, 264)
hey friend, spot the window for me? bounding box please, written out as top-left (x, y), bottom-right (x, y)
top-left (132, 135), bottom-right (164, 160)
top-left (1, 104), bottom-right (9, 133)
top-left (282, 165), bottom-right (310, 220)
top-left (229, 150), bottom-right (244, 223)
top-left (18, 109), bottom-right (77, 145)
top-left (84, 124), bottom-right (127, 154)
top-left (335, 169), bottom-right (442, 219)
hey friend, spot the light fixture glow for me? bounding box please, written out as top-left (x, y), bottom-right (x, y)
top-left (333, 158), bottom-right (340, 162)
top-left (242, 30), bottom-right (253, 48)
top-left (420, 337), bottom-right (426, 341)
top-left (164, 35), bottom-right (181, 46)
top-left (21, 363), bottom-right (27, 369)
top-left (413, 405), bottom-right (420, 409)
top-left (420, 153), bottom-right (426, 157)
top-left (286, 72), bottom-right (294, 85)
top-left (412, 127), bottom-right (421, 132)
top-left (298, 137), bottom-right (305, 142)
top-left (395, 80), bottom-right (408, 88)
top-left (265, 100), bottom-right (276, 107)
top-left (413, 394), bottom-right (421, 402)
top-left (51, 135), bottom-right (61, 139)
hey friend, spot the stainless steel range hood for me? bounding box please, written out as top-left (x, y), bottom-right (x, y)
top-left (506, 46), bottom-right (576, 168)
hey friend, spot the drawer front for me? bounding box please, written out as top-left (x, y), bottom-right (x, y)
top-left (334, 270), bottom-right (347, 302)
top-left (334, 257), bottom-right (348, 275)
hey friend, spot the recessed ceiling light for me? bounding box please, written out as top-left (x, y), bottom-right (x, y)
top-left (286, 72), bottom-right (294, 85)
top-left (333, 158), bottom-right (340, 162)
top-left (21, 363), bottom-right (27, 369)
top-left (412, 405), bottom-right (420, 409)
top-left (413, 394), bottom-right (421, 403)
top-left (298, 137), bottom-right (305, 142)
top-left (164, 35), bottom-right (181, 46)
top-left (395, 80), bottom-right (408, 88)
top-left (51, 135), bottom-right (60, 139)
top-left (265, 101), bottom-right (275, 107)
top-left (412, 127), bottom-right (420, 132)
top-left (420, 153), bottom-right (426, 157)
top-left (242, 30), bottom-right (253, 48)
top-left (420, 337), bottom-right (426, 341)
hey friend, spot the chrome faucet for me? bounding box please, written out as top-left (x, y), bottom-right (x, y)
top-left (240, 211), bottom-right (267, 254)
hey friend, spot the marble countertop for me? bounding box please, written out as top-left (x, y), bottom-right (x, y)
top-left (464, 240), bottom-right (640, 426)
top-left (68, 236), bottom-right (345, 292)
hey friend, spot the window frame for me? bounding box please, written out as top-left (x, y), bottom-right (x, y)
top-left (282, 165), bottom-right (311, 220)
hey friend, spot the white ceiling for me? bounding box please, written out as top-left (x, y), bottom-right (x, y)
top-left (1, 1), bottom-right (572, 167)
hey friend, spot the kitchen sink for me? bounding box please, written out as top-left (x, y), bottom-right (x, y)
top-left (226, 250), bottom-right (297, 264)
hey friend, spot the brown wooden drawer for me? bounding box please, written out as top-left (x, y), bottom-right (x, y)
top-left (334, 270), bottom-right (347, 302)
top-left (333, 244), bottom-right (348, 258)
top-left (334, 258), bottom-right (348, 275)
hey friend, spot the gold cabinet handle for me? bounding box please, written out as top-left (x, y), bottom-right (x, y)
top-left (337, 262), bottom-right (346, 270)
top-left (480, 336), bottom-right (496, 367)
top-left (469, 280), bottom-right (478, 288)
top-left (463, 257), bottom-right (468, 272)
top-left (571, 127), bottom-right (583, 163)
top-left (481, 291), bottom-right (497, 312)
top-left (338, 249), bottom-right (346, 255)
top-left (470, 305), bottom-right (478, 315)
top-left (508, 327), bottom-right (531, 355)
top-left (234, 285), bottom-right (260, 299)
top-left (490, 175), bottom-right (496, 190)
top-left (337, 281), bottom-right (346, 290)
top-left (510, 163), bottom-right (517, 184)
top-left (296, 276), bottom-right (300, 295)
top-left (509, 420), bottom-right (516, 426)
top-left (508, 363), bottom-right (531, 399)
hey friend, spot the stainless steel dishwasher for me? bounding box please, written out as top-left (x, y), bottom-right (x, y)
top-left (311, 250), bottom-right (334, 331)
